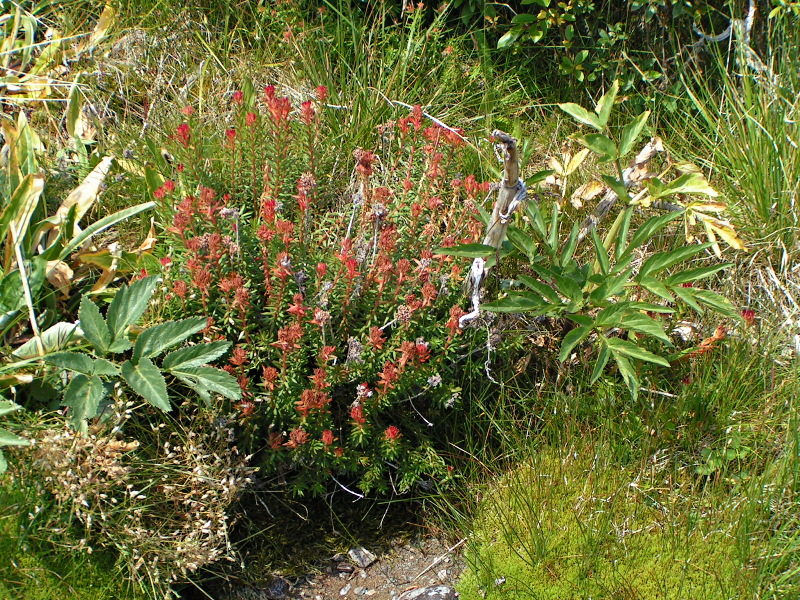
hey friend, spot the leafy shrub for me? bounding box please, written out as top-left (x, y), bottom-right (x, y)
top-left (147, 86), bottom-right (488, 495)
top-left (473, 82), bottom-right (744, 398)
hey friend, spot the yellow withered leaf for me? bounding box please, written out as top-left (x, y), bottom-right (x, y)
top-left (571, 180), bottom-right (605, 205)
top-left (547, 156), bottom-right (565, 177)
top-left (695, 213), bottom-right (747, 252)
top-left (565, 148), bottom-right (590, 175)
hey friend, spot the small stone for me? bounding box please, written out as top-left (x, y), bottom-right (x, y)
top-left (397, 585), bottom-right (458, 600)
top-left (353, 587), bottom-right (365, 596)
top-left (437, 569), bottom-right (448, 580)
top-left (360, 570), bottom-right (368, 579)
top-left (348, 547), bottom-right (377, 568)
top-left (365, 590), bottom-right (377, 596)
top-left (340, 583), bottom-right (352, 596)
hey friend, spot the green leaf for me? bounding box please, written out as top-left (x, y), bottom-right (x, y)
top-left (590, 340), bottom-right (611, 384)
top-left (591, 226), bottom-right (610, 275)
top-left (606, 337), bottom-right (670, 367)
top-left (619, 313), bottom-right (671, 343)
top-left (162, 341), bottom-right (231, 371)
top-left (0, 401), bottom-right (23, 418)
top-left (656, 173), bottom-right (719, 198)
top-left (106, 276), bottom-right (159, 347)
top-left (62, 374), bottom-right (107, 433)
top-left (526, 202), bottom-right (547, 239)
top-left (497, 28), bottom-right (521, 49)
top-left (0, 452), bottom-right (7, 475)
top-left (560, 221), bottom-right (581, 266)
top-left (594, 303), bottom-right (629, 327)
top-left (638, 244), bottom-right (711, 278)
top-left (44, 351), bottom-right (96, 375)
top-left (171, 366), bottom-right (241, 401)
top-left (619, 111), bottom-right (650, 157)
top-left (433, 243), bottom-right (496, 258)
top-left (92, 358), bottom-right (120, 376)
top-left (559, 326), bottom-right (591, 362)
top-left (78, 295), bottom-right (110, 353)
top-left (518, 274), bottom-right (562, 305)
top-left (623, 211), bottom-right (684, 258)
top-left (670, 285), bottom-right (704, 314)
top-left (613, 207), bottom-right (633, 260)
top-left (594, 80), bottom-right (619, 128)
top-left (588, 268), bottom-right (633, 304)
top-left (12, 322), bottom-right (80, 358)
top-left (558, 102), bottom-right (603, 130)
top-left (0, 429), bottom-right (29, 447)
top-left (65, 77), bottom-right (82, 140)
top-left (547, 202), bottom-right (560, 255)
top-left (133, 316), bottom-right (207, 363)
top-left (56, 202), bottom-right (156, 264)
top-left (666, 264), bottom-right (731, 285)
top-left (576, 133), bottom-right (618, 162)
top-left (0, 174), bottom-right (45, 247)
top-left (691, 288), bottom-right (739, 318)
top-left (601, 175), bottom-right (629, 205)
top-left (511, 13), bottom-right (538, 24)
top-left (121, 358), bottom-right (171, 411)
top-left (611, 352), bottom-right (639, 400)
top-left (526, 170), bottom-right (554, 187)
top-left (506, 227), bottom-right (537, 262)
top-left (483, 293), bottom-right (545, 313)
top-left (637, 275), bottom-right (674, 302)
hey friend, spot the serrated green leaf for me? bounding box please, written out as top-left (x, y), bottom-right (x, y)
top-left (638, 244), bottom-right (711, 278)
top-left (483, 293), bottom-right (545, 313)
top-left (577, 133), bottom-right (618, 162)
top-left (12, 321), bottom-right (81, 358)
top-left (559, 102), bottom-right (603, 130)
top-left (606, 337), bottom-right (670, 367)
top-left (619, 111), bottom-right (650, 157)
top-left (162, 341), bottom-right (231, 371)
top-left (171, 366), bottom-right (241, 400)
top-left (44, 351), bottom-right (96, 375)
top-left (107, 276), bottom-right (159, 346)
top-left (133, 317), bottom-right (207, 363)
top-left (62, 374), bottom-right (107, 433)
top-left (594, 80), bottom-right (619, 127)
top-left (559, 326), bottom-right (591, 362)
top-left (121, 358), bottom-right (170, 411)
top-left (92, 358), bottom-right (120, 376)
top-left (433, 243), bottom-right (496, 258)
top-left (78, 295), bottom-right (110, 353)
top-left (590, 339), bottom-right (611, 384)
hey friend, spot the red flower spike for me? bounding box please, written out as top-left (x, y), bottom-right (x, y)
top-left (316, 85), bottom-right (328, 103)
top-left (176, 123), bottom-right (191, 147)
top-left (232, 90), bottom-right (244, 104)
top-left (741, 309), bottom-right (756, 326)
top-left (384, 426), bottom-right (401, 442)
top-left (322, 430), bottom-right (335, 446)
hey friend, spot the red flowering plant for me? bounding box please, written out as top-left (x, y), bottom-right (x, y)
top-left (146, 85), bottom-right (489, 495)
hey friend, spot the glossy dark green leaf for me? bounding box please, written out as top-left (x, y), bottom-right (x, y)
top-left (483, 293), bottom-right (545, 313)
top-left (106, 276), bottom-right (159, 347)
top-left (559, 326), bottom-right (591, 362)
top-left (618, 111), bottom-right (650, 157)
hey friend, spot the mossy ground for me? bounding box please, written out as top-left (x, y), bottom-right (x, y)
top-left (458, 441), bottom-right (758, 600)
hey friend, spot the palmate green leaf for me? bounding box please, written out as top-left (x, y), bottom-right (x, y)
top-left (576, 133), bottom-right (618, 162)
top-left (594, 80), bottom-right (619, 128)
top-left (618, 111), bottom-right (650, 157)
top-left (606, 337), bottom-right (670, 367)
top-left (433, 243), bottom-right (496, 258)
top-left (637, 243), bottom-right (711, 278)
top-left (171, 366), bottom-right (241, 402)
top-left (121, 358), bottom-right (170, 412)
top-left (62, 374), bottom-right (108, 433)
top-left (483, 293), bottom-right (545, 313)
top-left (590, 339), bottom-right (611, 384)
top-left (558, 102), bottom-right (603, 131)
top-left (78, 295), bottom-right (110, 353)
top-left (106, 276), bottom-right (159, 348)
top-left (132, 317), bottom-right (207, 363)
top-left (162, 341), bottom-right (231, 371)
top-left (559, 326), bottom-right (592, 362)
